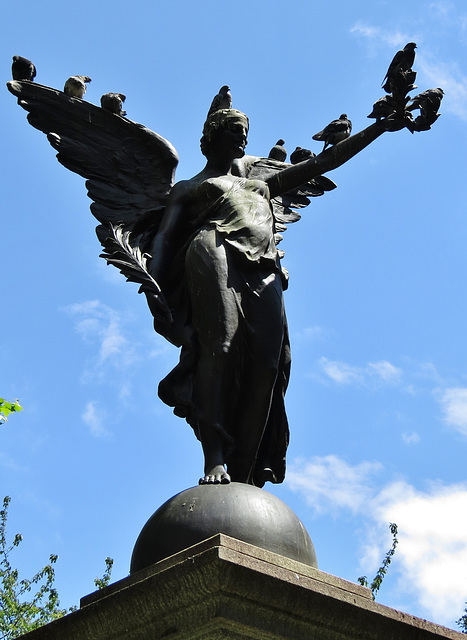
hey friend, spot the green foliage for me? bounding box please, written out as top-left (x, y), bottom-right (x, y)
top-left (456, 603), bottom-right (467, 633)
top-left (0, 400), bottom-right (22, 424)
top-left (358, 522), bottom-right (399, 600)
top-left (94, 557), bottom-right (114, 591)
top-left (0, 497), bottom-right (74, 639)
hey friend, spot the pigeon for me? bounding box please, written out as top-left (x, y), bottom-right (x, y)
top-left (367, 96), bottom-right (395, 121)
top-left (388, 69), bottom-right (417, 98)
top-left (268, 139), bottom-right (287, 162)
top-left (412, 111), bottom-right (440, 131)
top-left (290, 146), bottom-right (315, 164)
top-left (382, 42), bottom-right (417, 93)
top-left (409, 88), bottom-right (444, 131)
top-left (101, 92), bottom-right (127, 116)
top-left (64, 75), bottom-right (92, 98)
top-left (207, 85), bottom-right (232, 116)
top-left (408, 88), bottom-right (444, 115)
top-left (11, 56), bottom-right (36, 81)
top-left (312, 114), bottom-right (352, 151)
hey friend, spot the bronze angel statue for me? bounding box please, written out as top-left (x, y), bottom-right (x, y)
top-left (7, 49), bottom-right (441, 487)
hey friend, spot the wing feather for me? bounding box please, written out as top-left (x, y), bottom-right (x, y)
top-left (8, 80), bottom-right (178, 231)
top-left (8, 80), bottom-right (178, 325)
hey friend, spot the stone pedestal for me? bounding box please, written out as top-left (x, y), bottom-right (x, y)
top-left (20, 534), bottom-right (464, 639)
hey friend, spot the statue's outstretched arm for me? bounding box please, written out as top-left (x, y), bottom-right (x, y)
top-left (267, 120), bottom-right (386, 199)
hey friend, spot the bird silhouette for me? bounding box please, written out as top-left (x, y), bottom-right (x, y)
top-left (207, 85), bottom-right (232, 116)
top-left (367, 96), bottom-right (395, 121)
top-left (268, 139), bottom-right (287, 162)
top-left (312, 114), bottom-right (352, 151)
top-left (408, 88), bottom-right (444, 115)
top-left (64, 75), bottom-right (92, 98)
top-left (382, 43), bottom-right (417, 93)
top-left (409, 88), bottom-right (444, 131)
top-left (101, 93), bottom-right (127, 116)
top-left (290, 146), bottom-right (315, 164)
top-left (12, 56), bottom-right (36, 81)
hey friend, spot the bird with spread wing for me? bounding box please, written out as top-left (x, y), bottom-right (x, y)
top-left (7, 54), bottom-right (441, 486)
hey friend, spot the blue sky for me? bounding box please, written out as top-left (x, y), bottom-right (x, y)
top-left (2, 0), bottom-right (467, 631)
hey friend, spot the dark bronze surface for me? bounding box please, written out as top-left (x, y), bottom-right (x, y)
top-left (7, 45), bottom-right (442, 488)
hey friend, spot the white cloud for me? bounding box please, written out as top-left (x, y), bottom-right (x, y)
top-left (287, 456), bottom-right (467, 626)
top-left (319, 357), bottom-right (402, 387)
top-left (350, 23), bottom-right (412, 48)
top-left (438, 387), bottom-right (467, 436)
top-left (374, 482), bottom-right (467, 623)
top-left (296, 326), bottom-right (325, 341)
top-left (368, 361), bottom-right (402, 383)
top-left (287, 455), bottom-right (383, 515)
top-left (401, 431), bottom-right (421, 445)
top-left (63, 300), bottom-right (139, 380)
top-left (319, 357), bottom-right (363, 385)
top-left (82, 401), bottom-right (109, 438)
top-left (417, 58), bottom-right (467, 121)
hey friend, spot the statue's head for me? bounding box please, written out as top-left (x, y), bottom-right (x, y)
top-left (200, 109), bottom-right (249, 158)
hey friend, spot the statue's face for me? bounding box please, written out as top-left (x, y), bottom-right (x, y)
top-left (212, 114), bottom-right (248, 159)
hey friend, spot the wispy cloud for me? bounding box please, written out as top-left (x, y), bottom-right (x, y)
top-left (287, 455), bottom-right (467, 625)
top-left (63, 300), bottom-right (139, 383)
top-left (319, 357), bottom-right (364, 385)
top-left (65, 300), bottom-right (133, 365)
top-left (82, 401), bottom-right (110, 438)
top-left (287, 455), bottom-right (383, 515)
top-left (319, 357), bottom-right (402, 387)
top-left (350, 23), bottom-right (413, 49)
top-left (350, 17), bottom-right (467, 121)
top-left (401, 431), bottom-right (421, 445)
top-left (418, 58), bottom-right (467, 121)
top-left (438, 387), bottom-right (467, 436)
top-left (294, 326), bottom-right (326, 342)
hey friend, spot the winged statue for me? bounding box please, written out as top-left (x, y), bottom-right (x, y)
top-left (7, 48), bottom-right (442, 487)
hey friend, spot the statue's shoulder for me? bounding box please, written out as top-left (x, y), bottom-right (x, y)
top-left (232, 155), bottom-right (257, 178)
top-left (169, 178), bottom-right (198, 203)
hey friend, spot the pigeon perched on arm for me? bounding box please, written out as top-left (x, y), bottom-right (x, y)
top-left (290, 146), bottom-right (315, 164)
top-left (100, 92), bottom-right (127, 116)
top-left (408, 88), bottom-right (444, 115)
top-left (367, 96), bottom-right (395, 121)
top-left (382, 42), bottom-right (417, 93)
top-left (268, 139), bottom-right (287, 162)
top-left (12, 56), bottom-right (36, 81)
top-left (207, 85), bottom-right (232, 116)
top-left (408, 88), bottom-right (444, 131)
top-left (312, 114), bottom-right (352, 151)
top-left (64, 75), bottom-right (92, 98)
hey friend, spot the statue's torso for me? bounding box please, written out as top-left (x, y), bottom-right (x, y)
top-left (185, 174), bottom-right (278, 264)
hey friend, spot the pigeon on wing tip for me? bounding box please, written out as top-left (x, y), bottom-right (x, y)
top-left (312, 114), bottom-right (352, 151)
top-left (64, 75), bottom-right (92, 98)
top-left (207, 85), bottom-right (232, 117)
top-left (268, 139), bottom-right (287, 162)
top-left (382, 42), bottom-right (417, 93)
top-left (12, 56), bottom-right (36, 81)
top-left (101, 93), bottom-right (127, 116)
top-left (290, 146), bottom-right (315, 164)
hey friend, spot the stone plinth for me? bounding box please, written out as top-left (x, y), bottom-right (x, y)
top-left (19, 534), bottom-right (464, 640)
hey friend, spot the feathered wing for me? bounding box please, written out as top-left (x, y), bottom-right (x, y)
top-left (7, 80), bottom-right (178, 322)
top-left (235, 155), bottom-right (336, 245)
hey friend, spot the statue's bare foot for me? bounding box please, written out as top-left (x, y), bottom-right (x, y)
top-left (199, 465), bottom-right (231, 485)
